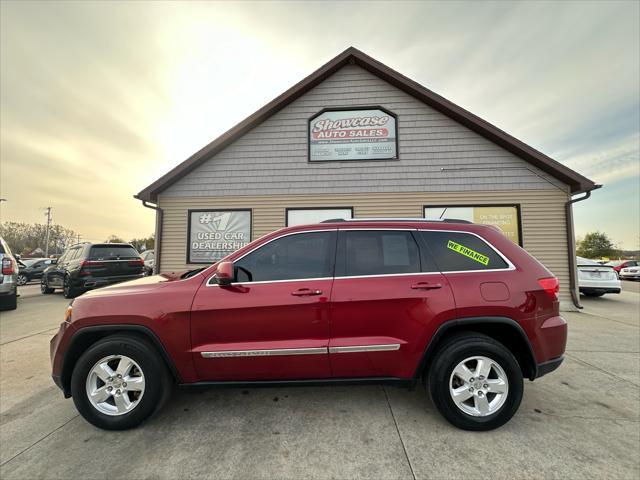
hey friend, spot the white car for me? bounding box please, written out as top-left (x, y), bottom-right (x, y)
top-left (577, 256), bottom-right (621, 297)
top-left (619, 265), bottom-right (640, 280)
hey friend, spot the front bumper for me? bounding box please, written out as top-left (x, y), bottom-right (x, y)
top-left (50, 320), bottom-right (74, 397)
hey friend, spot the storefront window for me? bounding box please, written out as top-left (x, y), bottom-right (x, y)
top-left (286, 208), bottom-right (353, 226)
top-left (424, 205), bottom-right (521, 245)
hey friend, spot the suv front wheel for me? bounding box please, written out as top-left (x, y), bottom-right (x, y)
top-left (427, 332), bottom-right (523, 431)
top-left (70, 335), bottom-right (172, 430)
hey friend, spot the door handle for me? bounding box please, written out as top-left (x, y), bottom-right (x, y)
top-left (291, 288), bottom-right (323, 296)
top-left (411, 282), bottom-right (442, 290)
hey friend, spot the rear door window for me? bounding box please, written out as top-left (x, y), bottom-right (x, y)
top-left (89, 245), bottom-right (139, 260)
top-left (336, 230), bottom-right (421, 277)
top-left (66, 247), bottom-right (82, 261)
top-left (419, 231), bottom-right (509, 272)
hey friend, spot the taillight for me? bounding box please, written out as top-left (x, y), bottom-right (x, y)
top-left (79, 260), bottom-right (104, 276)
top-left (538, 277), bottom-right (559, 299)
top-left (128, 258), bottom-right (144, 266)
top-left (80, 260), bottom-right (105, 268)
top-left (2, 257), bottom-right (15, 275)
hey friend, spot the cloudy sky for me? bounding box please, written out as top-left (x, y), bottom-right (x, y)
top-left (1, 1), bottom-right (638, 248)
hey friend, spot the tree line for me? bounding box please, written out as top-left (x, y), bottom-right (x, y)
top-left (0, 221), bottom-right (154, 256)
top-left (576, 231), bottom-right (637, 259)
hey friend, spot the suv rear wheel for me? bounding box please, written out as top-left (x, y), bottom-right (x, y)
top-left (41, 277), bottom-right (54, 294)
top-left (70, 335), bottom-right (172, 430)
top-left (63, 275), bottom-right (80, 299)
top-left (427, 332), bottom-right (523, 431)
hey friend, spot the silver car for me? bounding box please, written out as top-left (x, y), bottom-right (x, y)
top-left (0, 237), bottom-right (19, 310)
top-left (577, 256), bottom-right (621, 297)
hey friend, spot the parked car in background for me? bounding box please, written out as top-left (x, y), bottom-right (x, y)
top-left (17, 258), bottom-right (56, 285)
top-left (619, 265), bottom-right (640, 280)
top-left (50, 219), bottom-right (567, 431)
top-left (577, 256), bottom-right (621, 297)
top-left (19, 257), bottom-right (46, 268)
top-left (0, 237), bottom-right (19, 310)
top-left (141, 250), bottom-right (154, 276)
top-left (41, 243), bottom-right (144, 298)
top-left (605, 260), bottom-right (639, 274)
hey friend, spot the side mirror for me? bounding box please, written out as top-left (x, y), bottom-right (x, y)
top-left (216, 261), bottom-right (234, 286)
top-left (15, 254), bottom-right (21, 260)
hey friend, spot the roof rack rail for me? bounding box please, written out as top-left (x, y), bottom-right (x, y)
top-left (320, 218), bottom-right (473, 224)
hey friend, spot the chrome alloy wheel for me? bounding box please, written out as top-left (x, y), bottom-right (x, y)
top-left (449, 356), bottom-right (509, 417)
top-left (85, 355), bottom-right (146, 416)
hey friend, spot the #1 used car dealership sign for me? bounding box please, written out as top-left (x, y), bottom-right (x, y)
top-left (188, 210), bottom-right (251, 263)
top-left (309, 107), bottom-right (397, 161)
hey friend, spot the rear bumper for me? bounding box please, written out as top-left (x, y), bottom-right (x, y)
top-left (78, 274), bottom-right (144, 289)
top-left (580, 287), bottom-right (621, 294)
top-left (535, 356), bottom-right (564, 379)
top-left (536, 315), bottom-right (567, 363)
top-left (0, 281), bottom-right (17, 295)
top-left (619, 272), bottom-right (640, 279)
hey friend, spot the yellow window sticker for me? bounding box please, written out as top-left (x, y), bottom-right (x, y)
top-left (447, 240), bottom-right (489, 266)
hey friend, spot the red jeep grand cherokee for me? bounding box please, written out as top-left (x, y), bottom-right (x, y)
top-left (50, 219), bottom-right (566, 431)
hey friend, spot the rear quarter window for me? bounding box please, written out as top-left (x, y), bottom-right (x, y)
top-left (419, 231), bottom-right (509, 272)
top-left (89, 245), bottom-right (139, 260)
top-left (0, 238), bottom-right (10, 255)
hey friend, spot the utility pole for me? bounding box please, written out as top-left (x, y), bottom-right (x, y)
top-left (77, 234), bottom-right (81, 244)
top-left (44, 207), bottom-right (52, 257)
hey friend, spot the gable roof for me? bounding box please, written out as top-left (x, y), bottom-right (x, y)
top-left (136, 47), bottom-right (597, 202)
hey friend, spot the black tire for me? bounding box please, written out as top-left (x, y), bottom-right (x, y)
top-left (41, 277), bottom-right (54, 294)
top-left (0, 292), bottom-right (17, 311)
top-left (16, 274), bottom-right (28, 286)
top-left (427, 332), bottom-right (523, 431)
top-left (63, 275), bottom-right (80, 299)
top-left (583, 291), bottom-right (605, 297)
top-left (70, 334), bottom-right (172, 430)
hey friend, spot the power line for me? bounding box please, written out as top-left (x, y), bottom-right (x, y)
top-left (44, 207), bottom-right (52, 257)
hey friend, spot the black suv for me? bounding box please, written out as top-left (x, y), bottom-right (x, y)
top-left (41, 243), bottom-right (144, 298)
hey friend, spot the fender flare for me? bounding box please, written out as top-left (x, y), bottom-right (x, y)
top-left (413, 316), bottom-right (537, 381)
top-left (60, 324), bottom-right (182, 395)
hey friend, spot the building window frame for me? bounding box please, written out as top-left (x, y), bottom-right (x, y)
top-left (423, 204), bottom-right (523, 247)
top-left (307, 106), bottom-right (399, 163)
top-left (285, 207), bottom-right (354, 227)
top-left (186, 208), bottom-right (253, 265)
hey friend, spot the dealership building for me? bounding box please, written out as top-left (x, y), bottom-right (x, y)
top-left (136, 47), bottom-right (597, 310)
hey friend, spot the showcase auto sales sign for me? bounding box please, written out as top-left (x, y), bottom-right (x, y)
top-left (309, 108), bottom-right (397, 161)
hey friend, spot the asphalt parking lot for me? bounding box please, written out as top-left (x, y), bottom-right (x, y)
top-left (1, 283), bottom-right (639, 479)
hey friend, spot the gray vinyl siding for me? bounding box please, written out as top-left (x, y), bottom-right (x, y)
top-left (157, 189), bottom-right (572, 307)
top-left (161, 64), bottom-right (567, 197)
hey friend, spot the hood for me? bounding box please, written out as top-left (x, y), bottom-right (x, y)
top-left (81, 272), bottom-right (189, 298)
